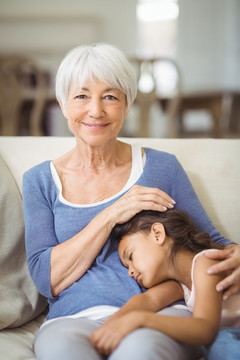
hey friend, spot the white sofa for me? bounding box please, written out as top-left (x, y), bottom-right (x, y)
top-left (0, 136), bottom-right (239, 360)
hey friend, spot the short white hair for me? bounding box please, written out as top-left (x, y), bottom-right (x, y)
top-left (55, 43), bottom-right (137, 111)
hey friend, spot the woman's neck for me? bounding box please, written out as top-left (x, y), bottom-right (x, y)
top-left (71, 139), bottom-right (131, 173)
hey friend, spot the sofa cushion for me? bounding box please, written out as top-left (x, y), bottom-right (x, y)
top-left (0, 313), bottom-right (45, 360)
top-left (0, 156), bottom-right (47, 330)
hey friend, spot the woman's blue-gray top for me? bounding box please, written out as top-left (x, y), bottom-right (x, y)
top-left (22, 147), bottom-right (230, 320)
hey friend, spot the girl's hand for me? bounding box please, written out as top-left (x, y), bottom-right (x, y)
top-left (205, 244), bottom-right (240, 299)
top-left (89, 312), bottom-right (142, 355)
top-left (109, 185), bottom-right (175, 226)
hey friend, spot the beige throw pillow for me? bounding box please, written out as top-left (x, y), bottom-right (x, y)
top-left (0, 156), bottom-right (47, 329)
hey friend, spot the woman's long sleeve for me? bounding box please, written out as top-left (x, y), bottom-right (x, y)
top-left (23, 174), bottom-right (56, 299)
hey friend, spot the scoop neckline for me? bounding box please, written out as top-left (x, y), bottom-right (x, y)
top-left (50, 144), bottom-right (146, 208)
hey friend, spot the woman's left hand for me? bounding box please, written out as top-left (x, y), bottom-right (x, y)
top-left (205, 244), bottom-right (240, 299)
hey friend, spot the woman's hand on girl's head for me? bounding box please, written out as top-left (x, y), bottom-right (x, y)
top-left (109, 185), bottom-right (175, 226)
top-left (205, 244), bottom-right (240, 298)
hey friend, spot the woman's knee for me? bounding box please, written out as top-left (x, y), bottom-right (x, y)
top-left (34, 318), bottom-right (103, 360)
top-left (110, 327), bottom-right (201, 360)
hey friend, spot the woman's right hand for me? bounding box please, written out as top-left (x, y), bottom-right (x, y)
top-left (109, 185), bottom-right (175, 225)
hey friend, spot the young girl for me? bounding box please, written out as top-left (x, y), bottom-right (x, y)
top-left (90, 209), bottom-right (240, 358)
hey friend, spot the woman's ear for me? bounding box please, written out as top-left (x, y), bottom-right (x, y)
top-left (123, 107), bottom-right (129, 120)
top-left (151, 223), bottom-right (166, 245)
top-left (58, 99), bottom-right (68, 119)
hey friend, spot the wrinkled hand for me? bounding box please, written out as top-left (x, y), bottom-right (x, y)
top-left (205, 244), bottom-right (240, 298)
top-left (89, 312), bottom-right (142, 356)
top-left (109, 185), bottom-right (175, 226)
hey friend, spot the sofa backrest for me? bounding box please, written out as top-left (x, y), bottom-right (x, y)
top-left (0, 136), bottom-right (239, 245)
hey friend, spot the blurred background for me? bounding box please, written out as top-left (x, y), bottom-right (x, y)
top-left (0, 0), bottom-right (239, 138)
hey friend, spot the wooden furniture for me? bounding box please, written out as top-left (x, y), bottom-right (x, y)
top-left (130, 58), bottom-right (239, 138)
top-left (0, 56), bottom-right (48, 136)
top-left (176, 90), bottom-right (240, 138)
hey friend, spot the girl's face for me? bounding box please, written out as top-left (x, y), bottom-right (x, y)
top-left (60, 77), bottom-right (128, 147)
top-left (118, 227), bottom-right (169, 288)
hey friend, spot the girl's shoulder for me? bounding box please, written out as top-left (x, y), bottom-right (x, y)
top-left (193, 250), bottom-right (220, 273)
top-left (192, 250), bottom-right (224, 289)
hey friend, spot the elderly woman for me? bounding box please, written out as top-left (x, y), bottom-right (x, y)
top-left (22, 43), bottom-right (240, 360)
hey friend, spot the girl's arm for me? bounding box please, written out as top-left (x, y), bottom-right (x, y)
top-left (90, 257), bottom-right (224, 355)
top-left (140, 256), bottom-right (224, 345)
top-left (89, 280), bottom-right (183, 354)
top-left (106, 280), bottom-right (183, 318)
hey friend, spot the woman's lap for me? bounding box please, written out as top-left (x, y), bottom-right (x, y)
top-left (34, 317), bottom-right (104, 360)
top-left (34, 308), bottom-right (202, 360)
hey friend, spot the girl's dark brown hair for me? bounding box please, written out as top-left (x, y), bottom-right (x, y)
top-left (112, 209), bottom-right (223, 263)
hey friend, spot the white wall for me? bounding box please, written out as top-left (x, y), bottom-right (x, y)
top-left (177, 0), bottom-right (240, 92)
top-left (0, 0), bottom-right (137, 79)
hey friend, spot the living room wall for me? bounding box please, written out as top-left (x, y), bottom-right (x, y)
top-left (0, 0), bottom-right (137, 78)
top-left (177, 0), bottom-right (240, 92)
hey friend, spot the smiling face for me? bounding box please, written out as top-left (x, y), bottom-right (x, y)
top-left (118, 225), bottom-right (170, 288)
top-left (59, 77), bottom-right (129, 147)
